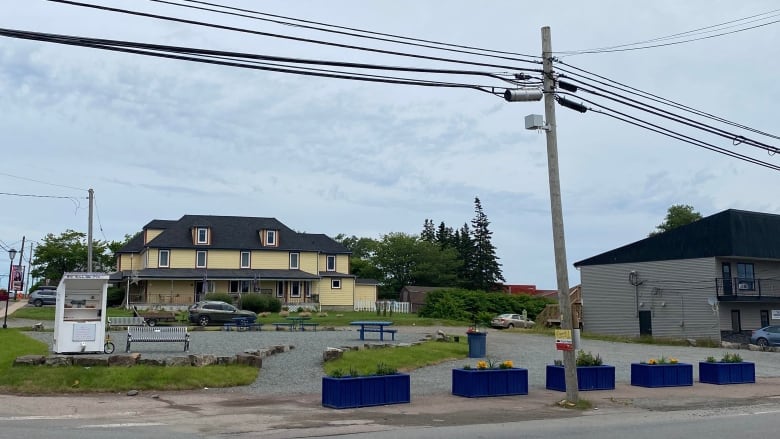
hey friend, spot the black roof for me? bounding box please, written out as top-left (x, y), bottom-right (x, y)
top-left (117, 215), bottom-right (349, 254)
top-left (574, 209), bottom-right (780, 267)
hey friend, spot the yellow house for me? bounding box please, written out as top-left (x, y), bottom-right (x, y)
top-left (111, 215), bottom-right (378, 310)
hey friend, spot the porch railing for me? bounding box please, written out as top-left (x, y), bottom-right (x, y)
top-left (716, 277), bottom-right (780, 300)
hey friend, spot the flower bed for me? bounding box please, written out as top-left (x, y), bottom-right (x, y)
top-left (452, 367), bottom-right (528, 397)
top-left (321, 373), bottom-right (411, 409)
top-left (631, 362), bottom-right (693, 388)
top-left (699, 354), bottom-right (755, 385)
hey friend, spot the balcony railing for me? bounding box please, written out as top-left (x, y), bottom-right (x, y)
top-left (716, 278), bottom-right (780, 300)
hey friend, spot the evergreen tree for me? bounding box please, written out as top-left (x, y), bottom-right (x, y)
top-left (436, 221), bottom-right (454, 248)
top-left (421, 219), bottom-right (436, 242)
top-left (469, 197), bottom-right (504, 291)
top-left (455, 222), bottom-right (474, 287)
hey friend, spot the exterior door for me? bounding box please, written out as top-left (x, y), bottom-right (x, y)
top-left (721, 262), bottom-right (732, 295)
top-left (761, 310), bottom-right (770, 328)
top-left (731, 309), bottom-right (742, 332)
top-left (639, 310), bottom-right (652, 335)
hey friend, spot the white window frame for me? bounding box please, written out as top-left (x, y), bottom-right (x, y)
top-left (331, 279), bottom-right (341, 289)
top-left (266, 230), bottom-right (277, 246)
top-left (196, 227), bottom-right (208, 244)
top-left (158, 249), bottom-right (170, 268)
top-left (276, 281), bottom-right (284, 298)
top-left (196, 251), bottom-right (207, 268)
top-left (240, 251), bottom-right (251, 268)
top-left (326, 255), bottom-right (336, 272)
top-left (289, 252), bottom-right (299, 269)
top-left (305, 282), bottom-right (311, 298)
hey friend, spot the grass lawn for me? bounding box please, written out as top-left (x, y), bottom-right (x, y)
top-left (323, 338), bottom-right (469, 376)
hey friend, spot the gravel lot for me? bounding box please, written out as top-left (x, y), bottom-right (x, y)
top-left (21, 323), bottom-right (780, 397)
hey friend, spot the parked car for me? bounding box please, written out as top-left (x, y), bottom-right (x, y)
top-left (188, 300), bottom-right (257, 326)
top-left (28, 288), bottom-right (58, 307)
top-left (490, 313), bottom-right (534, 329)
top-left (751, 325), bottom-right (780, 347)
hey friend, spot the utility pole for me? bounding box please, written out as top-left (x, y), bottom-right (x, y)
top-left (541, 26), bottom-right (578, 404)
top-left (17, 236), bottom-right (25, 296)
top-left (88, 188), bottom-right (94, 272)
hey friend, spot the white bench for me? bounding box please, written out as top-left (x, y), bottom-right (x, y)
top-left (126, 326), bottom-right (190, 352)
top-left (108, 317), bottom-right (147, 328)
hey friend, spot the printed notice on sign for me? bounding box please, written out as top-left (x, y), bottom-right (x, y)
top-left (72, 323), bottom-right (97, 342)
top-left (555, 329), bottom-right (573, 351)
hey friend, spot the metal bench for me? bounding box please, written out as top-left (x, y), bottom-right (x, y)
top-left (299, 322), bottom-right (319, 331)
top-left (223, 321), bottom-right (263, 331)
top-left (108, 316), bottom-right (147, 328)
top-left (272, 322), bottom-right (295, 331)
top-left (126, 326), bottom-right (190, 352)
top-left (361, 328), bottom-right (397, 341)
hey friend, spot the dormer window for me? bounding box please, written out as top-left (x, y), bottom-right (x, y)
top-left (266, 230), bottom-right (277, 246)
top-left (196, 227), bottom-right (209, 244)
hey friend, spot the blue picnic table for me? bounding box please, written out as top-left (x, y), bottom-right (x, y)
top-left (350, 321), bottom-right (396, 341)
top-left (224, 317), bottom-right (262, 331)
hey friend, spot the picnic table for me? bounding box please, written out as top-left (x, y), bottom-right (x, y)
top-left (350, 321), bottom-right (396, 341)
top-left (285, 316), bottom-right (310, 331)
top-left (223, 317), bottom-right (262, 331)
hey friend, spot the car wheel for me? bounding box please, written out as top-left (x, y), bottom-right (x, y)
top-left (198, 315), bottom-right (210, 326)
top-left (34, 299), bottom-right (43, 307)
top-left (757, 338), bottom-right (770, 348)
top-left (507, 323), bottom-right (514, 329)
top-left (146, 319), bottom-right (157, 327)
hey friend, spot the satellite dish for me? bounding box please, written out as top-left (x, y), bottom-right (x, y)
top-left (707, 297), bottom-right (716, 306)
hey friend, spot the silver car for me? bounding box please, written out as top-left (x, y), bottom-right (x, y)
top-left (751, 325), bottom-right (780, 347)
top-left (28, 288), bottom-right (58, 307)
top-left (490, 313), bottom-right (534, 329)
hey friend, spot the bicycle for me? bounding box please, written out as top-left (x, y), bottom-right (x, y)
top-left (104, 323), bottom-right (115, 354)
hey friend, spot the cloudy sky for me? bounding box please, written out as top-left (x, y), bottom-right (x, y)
top-left (1, 0), bottom-right (778, 290)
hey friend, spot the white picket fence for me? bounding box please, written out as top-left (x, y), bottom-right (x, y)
top-left (354, 299), bottom-right (410, 314)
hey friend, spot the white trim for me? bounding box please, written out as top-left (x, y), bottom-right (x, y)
top-left (266, 230), bottom-right (277, 246)
top-left (158, 249), bottom-right (170, 268)
top-left (196, 251), bottom-right (207, 268)
top-left (240, 251), bottom-right (251, 268)
top-left (196, 227), bottom-right (208, 244)
top-left (326, 255), bottom-right (336, 272)
top-left (331, 278), bottom-right (341, 289)
top-left (289, 252), bottom-right (300, 269)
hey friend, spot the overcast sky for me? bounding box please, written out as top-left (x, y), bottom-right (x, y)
top-left (1, 1), bottom-right (778, 290)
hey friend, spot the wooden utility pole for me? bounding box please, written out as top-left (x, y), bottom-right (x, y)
top-left (541, 26), bottom-right (579, 403)
top-left (88, 188), bottom-right (94, 272)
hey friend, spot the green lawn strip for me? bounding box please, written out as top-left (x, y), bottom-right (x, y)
top-left (323, 339), bottom-right (469, 376)
top-left (0, 330), bottom-right (258, 394)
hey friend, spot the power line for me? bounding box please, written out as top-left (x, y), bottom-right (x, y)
top-left (0, 28), bottom-right (508, 96)
top-left (0, 171), bottom-right (89, 191)
top-left (152, 0), bottom-right (542, 63)
top-left (561, 94), bottom-right (780, 171)
top-left (555, 61), bottom-right (780, 142)
top-left (558, 9), bottom-right (780, 55)
top-left (45, 0), bottom-right (541, 72)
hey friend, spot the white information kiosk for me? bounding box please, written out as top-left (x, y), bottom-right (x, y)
top-left (53, 272), bottom-right (109, 354)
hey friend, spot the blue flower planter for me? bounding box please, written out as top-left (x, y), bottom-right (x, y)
top-left (545, 365), bottom-right (616, 391)
top-left (631, 363), bottom-right (693, 388)
top-left (699, 362), bottom-right (755, 385)
top-left (452, 368), bottom-right (528, 397)
top-left (322, 374), bottom-right (411, 409)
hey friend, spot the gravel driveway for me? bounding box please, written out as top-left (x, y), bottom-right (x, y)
top-left (22, 324), bottom-right (780, 397)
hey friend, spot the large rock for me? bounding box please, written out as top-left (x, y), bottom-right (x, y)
top-left (323, 348), bottom-right (343, 362)
top-left (73, 356), bottom-right (110, 367)
top-left (235, 353), bottom-right (263, 368)
top-left (13, 355), bottom-right (46, 366)
top-left (190, 354), bottom-right (217, 367)
top-left (45, 356), bottom-right (73, 367)
top-left (137, 358), bottom-right (166, 366)
top-left (165, 356), bottom-right (192, 367)
top-left (109, 354), bottom-right (140, 367)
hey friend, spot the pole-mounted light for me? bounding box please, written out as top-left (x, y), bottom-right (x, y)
top-left (504, 88), bottom-right (543, 102)
top-left (3, 248), bottom-right (17, 329)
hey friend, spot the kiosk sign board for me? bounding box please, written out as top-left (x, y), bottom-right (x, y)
top-left (555, 329), bottom-right (573, 351)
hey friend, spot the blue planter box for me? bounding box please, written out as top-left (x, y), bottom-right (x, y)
top-left (545, 365), bottom-right (616, 391)
top-left (699, 362), bottom-right (755, 385)
top-left (631, 363), bottom-right (693, 388)
top-left (452, 368), bottom-right (528, 397)
top-left (322, 374), bottom-right (411, 409)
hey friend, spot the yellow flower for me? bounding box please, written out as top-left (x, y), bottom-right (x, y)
top-left (648, 358), bottom-right (657, 365)
top-left (670, 358), bottom-right (678, 364)
top-left (502, 360), bottom-right (513, 368)
top-left (476, 361), bottom-right (488, 370)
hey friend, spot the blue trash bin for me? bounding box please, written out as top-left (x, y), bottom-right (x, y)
top-left (467, 332), bottom-right (487, 358)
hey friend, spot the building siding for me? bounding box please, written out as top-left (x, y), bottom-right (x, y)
top-left (145, 229), bottom-right (164, 244)
top-left (320, 277), bottom-right (354, 306)
top-left (355, 283), bottom-right (377, 303)
top-left (253, 250), bottom-right (288, 270)
top-left (581, 257), bottom-right (720, 340)
top-left (299, 252), bottom-right (318, 274)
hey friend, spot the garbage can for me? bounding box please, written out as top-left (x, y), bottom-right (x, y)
top-left (467, 332), bottom-right (487, 358)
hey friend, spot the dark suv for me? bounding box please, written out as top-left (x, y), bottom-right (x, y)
top-left (188, 300), bottom-right (257, 326)
top-left (28, 287), bottom-right (58, 307)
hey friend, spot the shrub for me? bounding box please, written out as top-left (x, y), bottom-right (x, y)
top-left (205, 292), bottom-right (233, 305)
top-left (721, 352), bottom-right (743, 363)
top-left (240, 294), bottom-right (265, 313)
top-left (575, 350), bottom-right (603, 366)
top-left (417, 288), bottom-right (554, 321)
top-left (106, 287), bottom-right (125, 307)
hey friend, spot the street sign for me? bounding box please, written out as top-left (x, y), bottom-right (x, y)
top-left (555, 329), bottom-right (573, 351)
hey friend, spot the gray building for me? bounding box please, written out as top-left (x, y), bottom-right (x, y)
top-left (574, 209), bottom-right (780, 342)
